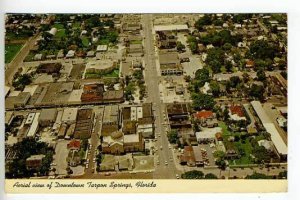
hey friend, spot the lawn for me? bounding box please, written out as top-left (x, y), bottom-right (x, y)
top-left (130, 40), bottom-right (142, 44)
top-left (72, 22), bottom-right (81, 29)
top-left (52, 23), bottom-right (65, 29)
top-left (219, 121), bottom-right (254, 165)
top-left (81, 36), bottom-right (90, 47)
top-left (5, 44), bottom-right (23, 63)
top-left (102, 69), bottom-right (119, 77)
top-left (55, 29), bottom-right (66, 38)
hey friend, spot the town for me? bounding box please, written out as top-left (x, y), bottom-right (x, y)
top-left (5, 14), bottom-right (287, 180)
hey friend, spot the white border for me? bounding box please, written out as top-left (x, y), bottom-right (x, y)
top-left (1, 0), bottom-right (300, 200)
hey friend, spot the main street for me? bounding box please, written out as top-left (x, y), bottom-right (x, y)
top-left (142, 14), bottom-right (180, 179)
top-left (5, 32), bottom-right (41, 86)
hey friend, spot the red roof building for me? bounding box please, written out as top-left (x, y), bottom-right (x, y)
top-left (194, 110), bottom-right (214, 119)
top-left (67, 139), bottom-right (81, 150)
top-left (229, 105), bottom-right (245, 117)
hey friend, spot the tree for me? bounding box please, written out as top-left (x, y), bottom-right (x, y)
top-left (176, 42), bottom-right (185, 52)
top-left (209, 80), bottom-right (220, 97)
top-left (194, 67), bottom-right (210, 87)
top-left (206, 47), bottom-right (225, 73)
top-left (195, 15), bottom-right (212, 30)
top-left (181, 170), bottom-right (204, 179)
top-left (252, 146), bottom-right (271, 164)
top-left (191, 93), bottom-right (215, 111)
top-left (246, 173), bottom-right (270, 179)
top-left (204, 173), bottom-right (218, 179)
top-left (250, 40), bottom-right (277, 60)
top-left (249, 84), bottom-right (265, 100)
top-left (167, 130), bottom-right (178, 144)
top-left (278, 170), bottom-right (287, 179)
top-left (257, 69), bottom-right (266, 81)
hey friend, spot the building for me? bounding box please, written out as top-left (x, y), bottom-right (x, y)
top-left (74, 109), bottom-right (94, 139)
top-left (48, 27), bottom-right (57, 35)
top-left (156, 31), bottom-right (177, 49)
top-left (194, 110), bottom-right (218, 128)
top-left (195, 131), bottom-right (216, 144)
top-left (36, 63), bottom-right (62, 74)
top-left (38, 108), bottom-right (57, 127)
top-left (101, 105), bottom-right (119, 136)
top-left (192, 146), bottom-right (204, 167)
top-left (180, 146), bottom-right (196, 167)
top-left (96, 45), bottom-right (108, 52)
top-left (5, 111), bottom-right (14, 126)
top-left (25, 113), bottom-right (36, 125)
top-left (5, 92), bottom-right (31, 109)
top-left (26, 154), bottom-right (45, 170)
top-left (58, 123), bottom-right (67, 139)
top-left (102, 131), bottom-right (144, 155)
top-left (81, 83), bottom-right (104, 102)
top-left (229, 105), bottom-right (247, 121)
top-left (159, 51), bottom-right (182, 76)
top-left (85, 60), bottom-right (117, 74)
top-left (61, 108), bottom-right (78, 125)
top-left (26, 113), bottom-right (40, 138)
top-left (166, 103), bottom-right (191, 128)
top-left (251, 101), bottom-right (287, 159)
top-left (127, 43), bottom-right (143, 55)
top-left (154, 24), bottom-right (188, 32)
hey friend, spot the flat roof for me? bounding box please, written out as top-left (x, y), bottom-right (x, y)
top-left (251, 101), bottom-right (287, 155)
top-left (154, 24), bottom-right (188, 32)
top-left (103, 105), bottom-right (119, 123)
top-left (124, 133), bottom-right (139, 143)
top-left (61, 108), bottom-right (78, 122)
top-left (86, 60), bottom-right (115, 70)
top-left (27, 113), bottom-right (40, 137)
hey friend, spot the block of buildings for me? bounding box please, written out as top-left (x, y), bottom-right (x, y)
top-left (38, 108), bottom-right (57, 127)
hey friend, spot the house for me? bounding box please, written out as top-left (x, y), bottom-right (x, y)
top-left (26, 154), bottom-right (45, 170)
top-left (34, 54), bottom-right (43, 61)
top-left (192, 146), bottom-right (204, 167)
top-left (195, 131), bottom-right (216, 144)
top-left (86, 51), bottom-right (95, 57)
top-left (67, 139), bottom-right (81, 150)
top-left (229, 105), bottom-right (247, 121)
top-left (66, 50), bottom-right (75, 58)
top-left (96, 45), bottom-right (108, 52)
top-left (194, 110), bottom-right (217, 127)
top-left (245, 59), bottom-right (255, 69)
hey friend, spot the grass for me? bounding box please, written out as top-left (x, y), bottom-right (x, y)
top-left (72, 22), bottom-right (81, 29)
top-left (219, 121), bottom-right (254, 165)
top-left (55, 29), bottom-right (66, 38)
top-left (5, 44), bottom-right (23, 63)
top-left (85, 69), bottom-right (120, 79)
top-left (52, 23), bottom-right (64, 29)
top-left (102, 69), bottom-right (119, 77)
top-left (81, 36), bottom-right (89, 47)
top-left (130, 40), bottom-right (142, 44)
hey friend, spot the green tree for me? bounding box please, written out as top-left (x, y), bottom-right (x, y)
top-left (209, 80), bottom-right (220, 97)
top-left (182, 170), bottom-right (205, 179)
top-left (257, 69), bottom-right (266, 81)
top-left (246, 173), bottom-right (270, 179)
top-left (195, 15), bottom-right (212, 30)
top-left (250, 40), bottom-right (277, 60)
top-left (204, 173), bottom-right (218, 179)
top-left (176, 42), bottom-right (185, 52)
top-left (249, 84), bottom-right (265, 100)
top-left (167, 130), bottom-right (178, 144)
top-left (191, 93), bottom-right (215, 111)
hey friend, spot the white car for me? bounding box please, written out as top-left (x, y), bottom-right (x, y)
top-left (165, 161), bottom-right (168, 165)
top-left (176, 174), bottom-right (180, 179)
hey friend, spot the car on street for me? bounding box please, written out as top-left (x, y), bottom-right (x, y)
top-left (165, 161), bottom-right (168, 165)
top-left (176, 174), bottom-right (180, 179)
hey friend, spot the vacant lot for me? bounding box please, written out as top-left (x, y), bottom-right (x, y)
top-left (5, 44), bottom-right (23, 63)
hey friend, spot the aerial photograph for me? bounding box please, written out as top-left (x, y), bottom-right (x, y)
top-left (4, 13), bottom-right (287, 180)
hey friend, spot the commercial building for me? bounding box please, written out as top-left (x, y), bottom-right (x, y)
top-left (26, 113), bottom-right (40, 138)
top-left (81, 84), bottom-right (105, 102)
top-left (102, 105), bottom-right (119, 136)
top-left (74, 109), bottom-right (94, 139)
top-left (159, 51), bottom-right (183, 76)
top-left (85, 60), bottom-right (117, 74)
top-left (251, 101), bottom-right (287, 159)
top-left (61, 108), bottom-right (78, 125)
top-left (166, 103), bottom-right (191, 128)
top-left (156, 31), bottom-right (177, 49)
top-left (154, 24), bottom-right (188, 32)
top-left (26, 154), bottom-right (45, 170)
top-left (38, 108), bottom-right (57, 127)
